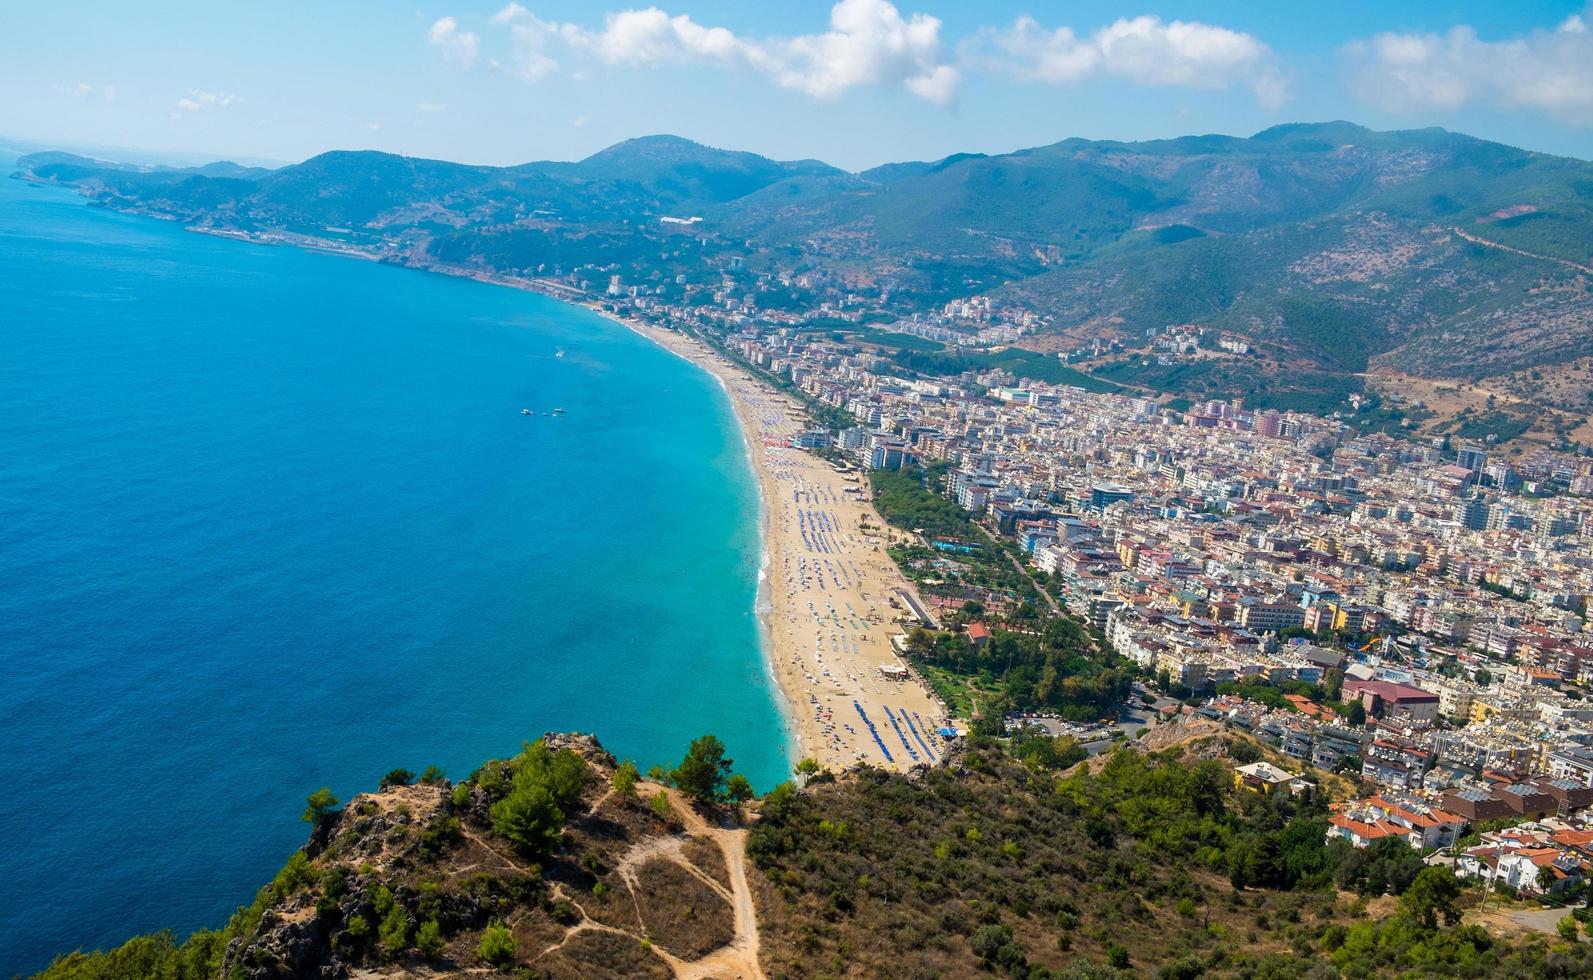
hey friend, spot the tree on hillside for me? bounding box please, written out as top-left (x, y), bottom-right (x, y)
top-left (673, 734), bottom-right (733, 802)
top-left (490, 782), bottom-right (564, 858)
top-left (486, 740), bottom-right (591, 858)
top-left (510, 740), bottom-right (590, 809)
top-left (1558, 915), bottom-right (1581, 942)
top-left (726, 773), bottom-right (754, 804)
top-left (302, 787), bottom-right (340, 825)
top-left (379, 768), bottom-right (414, 789)
top-left (1400, 866), bottom-right (1463, 929)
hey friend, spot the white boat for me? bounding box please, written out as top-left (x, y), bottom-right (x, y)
top-left (521, 408), bottom-right (531, 415)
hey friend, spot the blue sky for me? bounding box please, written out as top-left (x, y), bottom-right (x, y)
top-left (4, 1), bottom-right (1593, 169)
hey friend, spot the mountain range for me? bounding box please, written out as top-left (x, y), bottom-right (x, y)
top-left (15, 123), bottom-right (1593, 437)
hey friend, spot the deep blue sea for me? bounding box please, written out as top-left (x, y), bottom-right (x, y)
top-left (0, 171), bottom-right (788, 972)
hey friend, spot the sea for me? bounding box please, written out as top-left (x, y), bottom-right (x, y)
top-left (0, 168), bottom-right (790, 972)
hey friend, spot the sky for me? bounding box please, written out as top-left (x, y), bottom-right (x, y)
top-left (5, 1), bottom-right (1593, 170)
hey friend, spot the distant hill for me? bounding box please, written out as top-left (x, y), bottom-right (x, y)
top-left (18, 151), bottom-right (274, 184)
top-left (16, 124), bottom-right (1593, 417)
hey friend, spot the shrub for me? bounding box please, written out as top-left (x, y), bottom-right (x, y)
top-left (478, 921), bottom-right (516, 967)
top-left (1559, 915), bottom-right (1581, 942)
top-left (379, 768), bottom-right (414, 789)
top-left (613, 760), bottom-right (640, 798)
top-left (649, 792), bottom-right (674, 820)
top-left (969, 923), bottom-right (1011, 961)
top-left (378, 904), bottom-right (409, 954)
top-left (415, 919), bottom-right (444, 957)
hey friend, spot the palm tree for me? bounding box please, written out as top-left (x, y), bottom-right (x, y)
top-left (1537, 863), bottom-right (1558, 896)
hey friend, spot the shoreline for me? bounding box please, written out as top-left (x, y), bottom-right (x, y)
top-left (588, 309), bottom-right (950, 773)
top-left (278, 232), bottom-right (953, 772)
top-left (126, 214), bottom-right (950, 773)
top-left (615, 319), bottom-right (806, 771)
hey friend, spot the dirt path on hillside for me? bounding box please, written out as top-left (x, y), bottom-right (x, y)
top-left (529, 781), bottom-right (764, 979)
top-left (662, 786), bottom-right (763, 980)
top-left (1451, 227), bottom-right (1593, 276)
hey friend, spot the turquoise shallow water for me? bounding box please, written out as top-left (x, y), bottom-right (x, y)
top-left (0, 174), bottom-right (789, 971)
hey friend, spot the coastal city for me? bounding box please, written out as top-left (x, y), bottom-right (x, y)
top-left (590, 266), bottom-right (1593, 900)
top-left (19, 0), bottom-right (1593, 972)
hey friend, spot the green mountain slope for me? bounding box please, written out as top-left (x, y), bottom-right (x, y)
top-left (15, 123), bottom-right (1593, 398)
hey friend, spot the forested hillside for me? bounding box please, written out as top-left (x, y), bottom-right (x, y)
top-left (16, 122), bottom-right (1593, 421)
top-left (35, 730), bottom-right (1593, 979)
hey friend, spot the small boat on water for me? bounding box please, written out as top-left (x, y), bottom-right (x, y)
top-left (521, 408), bottom-right (532, 415)
top-left (552, 407), bottom-right (566, 415)
top-left (554, 349), bottom-right (566, 359)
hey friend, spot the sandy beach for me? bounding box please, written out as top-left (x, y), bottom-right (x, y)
top-left (602, 313), bottom-right (951, 774)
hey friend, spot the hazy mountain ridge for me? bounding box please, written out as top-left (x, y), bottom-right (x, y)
top-left (15, 124), bottom-right (1593, 407)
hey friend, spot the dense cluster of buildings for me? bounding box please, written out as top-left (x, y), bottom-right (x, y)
top-left (610, 293), bottom-right (1593, 878)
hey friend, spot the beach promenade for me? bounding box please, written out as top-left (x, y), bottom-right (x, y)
top-left (608, 315), bottom-right (950, 773)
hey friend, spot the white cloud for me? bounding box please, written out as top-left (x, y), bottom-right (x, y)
top-left (567, 8), bottom-right (750, 68)
top-left (427, 16), bottom-right (479, 68)
top-left (490, 3), bottom-right (561, 81)
top-left (572, 114), bottom-right (588, 127)
top-left (1342, 9), bottom-right (1593, 121)
top-left (905, 63), bottom-right (959, 105)
top-left (364, 122), bottom-right (381, 131)
top-left (64, 82), bottom-right (117, 102)
top-left (490, 2), bottom-right (526, 25)
top-left (171, 90), bottom-right (243, 119)
top-left (756, 0), bottom-right (959, 104)
top-left (457, 0), bottom-right (958, 104)
top-left (974, 14), bottom-right (1287, 108)
top-left (416, 101), bottom-right (446, 113)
